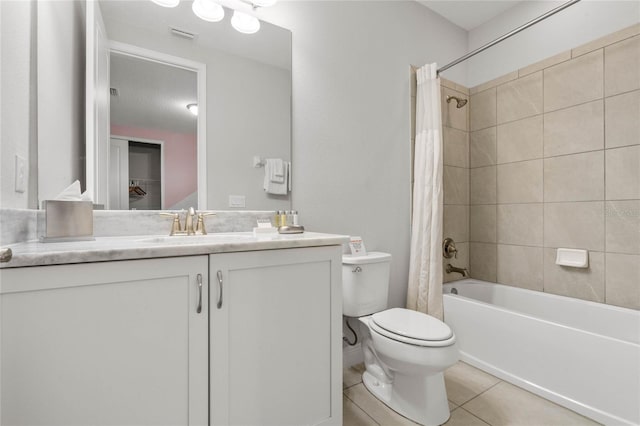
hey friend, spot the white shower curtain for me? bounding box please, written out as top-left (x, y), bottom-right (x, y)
top-left (406, 63), bottom-right (444, 320)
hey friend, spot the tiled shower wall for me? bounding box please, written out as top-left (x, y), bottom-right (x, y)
top-left (441, 80), bottom-right (470, 283)
top-left (467, 24), bottom-right (640, 310)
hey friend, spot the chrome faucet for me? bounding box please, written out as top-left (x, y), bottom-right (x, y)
top-left (446, 263), bottom-right (468, 277)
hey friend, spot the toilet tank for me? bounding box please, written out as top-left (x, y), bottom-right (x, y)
top-left (342, 252), bottom-right (392, 317)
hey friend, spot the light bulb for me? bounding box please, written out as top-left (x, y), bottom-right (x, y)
top-left (187, 104), bottom-right (198, 116)
top-left (150, 0), bottom-right (180, 8)
top-left (192, 0), bottom-right (224, 22)
top-left (252, 0), bottom-right (277, 7)
top-left (231, 11), bottom-right (260, 34)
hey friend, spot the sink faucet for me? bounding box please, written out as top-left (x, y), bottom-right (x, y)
top-left (446, 263), bottom-right (468, 277)
top-left (185, 207), bottom-right (196, 235)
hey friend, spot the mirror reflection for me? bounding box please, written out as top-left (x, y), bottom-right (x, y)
top-left (95, 0), bottom-right (292, 211)
top-left (108, 53), bottom-right (198, 210)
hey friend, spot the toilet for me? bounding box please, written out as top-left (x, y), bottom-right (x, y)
top-left (343, 252), bottom-right (458, 426)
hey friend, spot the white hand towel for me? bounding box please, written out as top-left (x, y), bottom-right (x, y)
top-left (266, 159), bottom-right (285, 183)
top-left (264, 160), bottom-right (289, 195)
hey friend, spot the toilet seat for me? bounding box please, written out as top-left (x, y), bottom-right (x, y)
top-left (371, 308), bottom-right (455, 347)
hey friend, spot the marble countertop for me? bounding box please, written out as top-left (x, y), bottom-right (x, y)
top-left (0, 232), bottom-right (349, 268)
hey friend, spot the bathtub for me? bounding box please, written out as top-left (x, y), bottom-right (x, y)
top-left (442, 279), bottom-right (640, 426)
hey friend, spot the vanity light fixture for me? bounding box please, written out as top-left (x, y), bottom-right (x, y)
top-left (187, 103), bottom-right (198, 116)
top-left (192, 0), bottom-right (225, 22)
top-left (150, 0), bottom-right (275, 34)
top-left (150, 0), bottom-right (180, 7)
top-left (231, 10), bottom-right (260, 34)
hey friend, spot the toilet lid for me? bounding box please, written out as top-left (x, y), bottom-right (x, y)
top-left (372, 308), bottom-right (453, 341)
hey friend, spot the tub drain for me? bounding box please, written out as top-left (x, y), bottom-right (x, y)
top-left (451, 288), bottom-right (458, 295)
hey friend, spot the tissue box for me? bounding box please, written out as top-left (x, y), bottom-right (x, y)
top-left (40, 200), bottom-right (94, 242)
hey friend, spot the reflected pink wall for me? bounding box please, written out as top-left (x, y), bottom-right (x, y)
top-left (111, 125), bottom-right (197, 208)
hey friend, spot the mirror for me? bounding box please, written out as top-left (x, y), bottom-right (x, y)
top-left (0, 0), bottom-right (292, 211)
top-left (93, 0), bottom-right (292, 211)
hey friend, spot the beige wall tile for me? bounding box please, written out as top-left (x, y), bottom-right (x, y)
top-left (469, 205), bottom-right (496, 243)
top-left (605, 253), bottom-right (640, 309)
top-left (606, 145), bottom-right (640, 200)
top-left (470, 88), bottom-right (496, 131)
top-left (497, 244), bottom-right (543, 291)
top-left (572, 23), bottom-right (640, 58)
top-left (441, 77), bottom-right (470, 95)
top-left (497, 160), bottom-right (543, 204)
top-left (470, 166), bottom-right (496, 205)
top-left (444, 127), bottom-right (469, 168)
top-left (470, 70), bottom-right (518, 95)
top-left (469, 242), bottom-right (497, 282)
top-left (544, 50), bottom-right (604, 112)
top-left (605, 35), bottom-right (640, 97)
top-left (444, 205), bottom-right (469, 244)
top-left (606, 200), bottom-right (640, 255)
top-left (497, 204), bottom-right (543, 246)
top-left (444, 242), bottom-right (469, 283)
top-left (444, 166), bottom-right (469, 205)
top-left (470, 127), bottom-right (496, 168)
top-left (442, 86), bottom-right (468, 131)
top-left (544, 151), bottom-right (604, 202)
top-left (497, 116), bottom-right (543, 163)
top-left (519, 51), bottom-right (571, 77)
top-left (543, 100), bottom-right (604, 157)
top-left (444, 243), bottom-right (469, 283)
top-left (497, 71), bottom-right (543, 124)
top-left (605, 90), bottom-right (640, 149)
top-left (544, 202), bottom-right (604, 251)
top-left (543, 249), bottom-right (605, 303)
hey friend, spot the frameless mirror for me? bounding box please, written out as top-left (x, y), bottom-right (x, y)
top-left (89, 0), bottom-right (292, 210)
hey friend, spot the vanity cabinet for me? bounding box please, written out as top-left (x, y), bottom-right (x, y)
top-left (0, 256), bottom-right (208, 426)
top-left (209, 246), bottom-right (343, 426)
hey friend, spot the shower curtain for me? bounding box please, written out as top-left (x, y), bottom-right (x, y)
top-left (406, 63), bottom-right (444, 320)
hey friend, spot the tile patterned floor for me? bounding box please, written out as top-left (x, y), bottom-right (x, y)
top-left (343, 361), bottom-right (601, 426)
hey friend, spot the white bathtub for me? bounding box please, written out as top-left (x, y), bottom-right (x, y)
top-left (443, 279), bottom-right (640, 426)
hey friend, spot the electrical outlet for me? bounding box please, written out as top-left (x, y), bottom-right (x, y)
top-left (14, 155), bottom-right (26, 193)
top-left (228, 195), bottom-right (246, 208)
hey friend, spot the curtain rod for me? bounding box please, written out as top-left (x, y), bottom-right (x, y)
top-left (437, 0), bottom-right (582, 75)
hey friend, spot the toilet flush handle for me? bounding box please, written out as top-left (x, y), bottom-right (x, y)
top-left (352, 266), bottom-right (362, 273)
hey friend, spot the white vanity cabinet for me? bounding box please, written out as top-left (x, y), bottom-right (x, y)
top-left (0, 256), bottom-right (209, 426)
top-left (209, 246), bottom-right (343, 426)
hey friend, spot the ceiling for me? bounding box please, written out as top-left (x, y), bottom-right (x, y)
top-left (418, 1), bottom-right (525, 31)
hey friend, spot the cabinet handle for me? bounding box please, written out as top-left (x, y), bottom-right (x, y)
top-left (216, 270), bottom-right (223, 309)
top-left (197, 273), bottom-right (203, 314)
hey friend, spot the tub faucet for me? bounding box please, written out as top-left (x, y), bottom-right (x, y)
top-left (446, 263), bottom-right (468, 277)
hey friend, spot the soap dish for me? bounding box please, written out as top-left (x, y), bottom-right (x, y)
top-left (555, 248), bottom-right (588, 268)
top-left (278, 225), bottom-right (305, 234)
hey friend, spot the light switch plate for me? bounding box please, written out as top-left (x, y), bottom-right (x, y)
top-left (14, 154), bottom-right (27, 193)
top-left (228, 195), bottom-right (246, 208)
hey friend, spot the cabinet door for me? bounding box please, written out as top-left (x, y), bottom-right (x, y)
top-left (210, 246), bottom-right (342, 426)
top-left (0, 256), bottom-right (208, 426)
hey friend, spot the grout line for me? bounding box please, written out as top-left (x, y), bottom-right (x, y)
top-left (458, 407), bottom-right (492, 426)
top-left (459, 379), bottom-right (503, 407)
top-left (343, 390), bottom-right (381, 426)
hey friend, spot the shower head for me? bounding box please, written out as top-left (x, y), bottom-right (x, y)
top-left (446, 95), bottom-right (468, 108)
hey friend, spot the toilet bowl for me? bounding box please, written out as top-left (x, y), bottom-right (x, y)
top-left (342, 252), bottom-right (458, 426)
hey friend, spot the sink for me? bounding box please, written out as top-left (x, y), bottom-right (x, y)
top-left (139, 233), bottom-right (256, 244)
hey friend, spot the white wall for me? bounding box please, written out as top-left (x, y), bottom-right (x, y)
top-left (104, 19), bottom-right (292, 211)
top-left (260, 1), bottom-right (468, 308)
top-left (0, 0), bottom-right (35, 209)
top-left (463, 0), bottom-right (640, 87)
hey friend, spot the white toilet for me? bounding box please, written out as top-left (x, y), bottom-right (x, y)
top-left (343, 252), bottom-right (458, 426)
